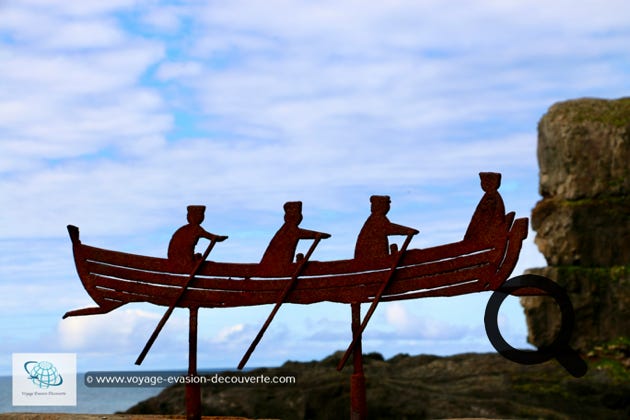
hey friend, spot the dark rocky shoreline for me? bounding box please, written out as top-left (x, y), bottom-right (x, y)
top-left (124, 343), bottom-right (629, 419)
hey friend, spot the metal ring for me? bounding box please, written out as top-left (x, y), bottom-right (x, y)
top-left (484, 274), bottom-right (587, 377)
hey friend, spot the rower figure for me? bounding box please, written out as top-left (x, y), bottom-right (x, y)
top-left (259, 201), bottom-right (331, 272)
top-left (168, 205), bottom-right (228, 269)
top-left (354, 195), bottom-right (419, 261)
top-left (464, 172), bottom-right (507, 244)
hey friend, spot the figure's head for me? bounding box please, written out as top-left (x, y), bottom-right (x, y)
top-left (479, 172), bottom-right (501, 192)
top-left (283, 201), bottom-right (303, 224)
top-left (187, 205), bottom-right (206, 225)
top-left (370, 195), bottom-right (391, 215)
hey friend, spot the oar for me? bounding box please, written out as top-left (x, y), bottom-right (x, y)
top-left (238, 236), bottom-right (323, 370)
top-left (135, 238), bottom-right (218, 365)
top-left (337, 233), bottom-right (414, 371)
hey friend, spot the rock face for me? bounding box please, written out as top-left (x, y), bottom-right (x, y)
top-left (522, 97), bottom-right (630, 351)
top-left (522, 265), bottom-right (630, 352)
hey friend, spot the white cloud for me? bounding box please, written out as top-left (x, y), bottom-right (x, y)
top-left (0, 2), bottom-right (168, 177)
top-left (385, 302), bottom-right (413, 331)
top-left (140, 9), bottom-right (179, 32)
top-left (41, 19), bottom-right (127, 50)
top-left (57, 307), bottom-right (188, 353)
top-left (156, 61), bottom-right (204, 81)
top-left (212, 323), bottom-right (246, 343)
top-left (383, 302), bottom-right (472, 340)
top-left (58, 308), bottom-right (154, 350)
top-left (14, 0), bottom-right (139, 18)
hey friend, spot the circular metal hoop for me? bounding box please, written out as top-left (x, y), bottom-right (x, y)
top-left (484, 274), bottom-right (587, 377)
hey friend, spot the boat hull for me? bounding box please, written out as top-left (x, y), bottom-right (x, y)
top-left (64, 218), bottom-right (528, 317)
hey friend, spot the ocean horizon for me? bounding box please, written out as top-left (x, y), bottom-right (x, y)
top-left (1, 369), bottom-right (232, 414)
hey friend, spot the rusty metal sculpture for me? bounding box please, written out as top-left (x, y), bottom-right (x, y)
top-left (64, 172), bottom-right (555, 419)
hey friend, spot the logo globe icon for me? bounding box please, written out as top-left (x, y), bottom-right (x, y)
top-left (24, 361), bottom-right (63, 388)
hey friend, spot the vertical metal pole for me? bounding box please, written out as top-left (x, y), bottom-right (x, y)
top-left (350, 303), bottom-right (367, 420)
top-left (187, 306), bottom-right (201, 420)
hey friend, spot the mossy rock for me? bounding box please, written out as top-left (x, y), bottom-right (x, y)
top-left (545, 97), bottom-right (630, 128)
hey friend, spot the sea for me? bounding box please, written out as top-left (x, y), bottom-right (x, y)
top-left (1, 372), bottom-right (174, 414)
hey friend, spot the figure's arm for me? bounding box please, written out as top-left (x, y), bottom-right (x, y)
top-left (200, 228), bottom-right (228, 242)
top-left (298, 227), bottom-right (331, 240)
top-left (387, 222), bottom-right (419, 237)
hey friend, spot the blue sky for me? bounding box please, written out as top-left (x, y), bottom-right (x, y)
top-left (1, 0), bottom-right (629, 375)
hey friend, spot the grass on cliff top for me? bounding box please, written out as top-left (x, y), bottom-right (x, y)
top-left (548, 97), bottom-right (630, 127)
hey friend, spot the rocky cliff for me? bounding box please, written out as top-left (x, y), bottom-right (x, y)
top-left (522, 97), bottom-right (630, 352)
